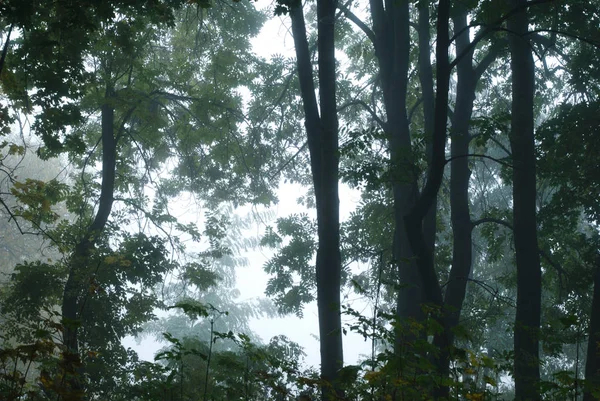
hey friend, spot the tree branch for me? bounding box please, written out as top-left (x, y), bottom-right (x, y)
top-left (470, 217), bottom-right (568, 279)
top-left (337, 2), bottom-right (376, 45)
top-left (445, 153), bottom-right (513, 169)
top-left (450, 0), bottom-right (559, 70)
top-left (337, 99), bottom-right (386, 128)
top-left (471, 216), bottom-right (513, 231)
top-left (0, 24), bottom-right (14, 76)
top-left (407, 97), bottom-right (424, 126)
top-left (529, 28), bottom-right (600, 50)
top-left (474, 42), bottom-right (503, 79)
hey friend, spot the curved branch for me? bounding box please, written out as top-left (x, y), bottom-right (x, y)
top-left (529, 29), bottom-right (600, 49)
top-left (444, 153), bottom-right (513, 169)
top-left (471, 216), bottom-right (513, 231)
top-left (450, 0), bottom-right (559, 70)
top-left (337, 2), bottom-right (376, 45)
top-left (470, 217), bottom-right (568, 278)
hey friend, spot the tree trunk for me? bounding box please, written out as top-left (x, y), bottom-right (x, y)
top-left (289, 3), bottom-right (343, 399)
top-left (416, 0), bottom-right (437, 258)
top-left (369, 0), bottom-right (424, 352)
top-left (584, 263), bottom-right (600, 401)
top-left (443, 4), bottom-right (501, 346)
top-left (508, 1), bottom-right (542, 399)
top-left (445, 8), bottom-right (476, 344)
top-left (60, 87), bottom-right (117, 400)
top-left (404, 0), bottom-right (451, 398)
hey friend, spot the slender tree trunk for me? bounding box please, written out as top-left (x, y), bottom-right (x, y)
top-left (60, 87), bottom-right (117, 400)
top-left (289, 3), bottom-right (343, 399)
top-left (316, 0), bottom-right (343, 398)
top-left (416, 0), bottom-right (437, 257)
top-left (443, 6), bottom-right (501, 346)
top-left (584, 262), bottom-right (600, 401)
top-left (508, 1), bottom-right (542, 399)
top-left (404, 0), bottom-right (451, 398)
top-left (370, 0), bottom-right (424, 352)
top-left (444, 6), bottom-right (478, 348)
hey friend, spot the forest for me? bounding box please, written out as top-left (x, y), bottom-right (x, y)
top-left (0, 0), bottom-right (599, 400)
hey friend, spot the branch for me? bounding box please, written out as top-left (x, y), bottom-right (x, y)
top-left (470, 217), bottom-right (568, 279)
top-left (450, 0), bottom-right (560, 70)
top-left (268, 142), bottom-right (308, 181)
top-left (444, 153), bottom-right (513, 169)
top-left (471, 216), bottom-right (513, 231)
top-left (466, 278), bottom-right (516, 308)
top-left (255, 70), bottom-right (294, 125)
top-left (539, 248), bottom-right (568, 277)
top-left (530, 32), bottom-right (570, 62)
top-left (529, 28), bottom-right (600, 50)
top-left (337, 99), bottom-right (386, 128)
top-left (0, 24), bottom-right (14, 76)
top-left (88, 88), bottom-right (117, 235)
top-left (0, 196), bottom-right (26, 234)
top-left (407, 97), bottom-right (424, 126)
top-left (337, 2), bottom-right (376, 45)
top-left (113, 196), bottom-right (178, 246)
top-left (0, 196), bottom-right (63, 248)
top-left (473, 42), bottom-right (503, 79)
top-left (491, 136), bottom-right (512, 157)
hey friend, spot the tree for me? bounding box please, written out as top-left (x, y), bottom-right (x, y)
top-left (284, 0), bottom-right (344, 397)
top-left (445, 1), bottom-right (501, 349)
top-left (507, 0), bottom-right (542, 399)
top-left (1, 1), bottom-right (268, 398)
top-left (402, 0), bottom-right (452, 397)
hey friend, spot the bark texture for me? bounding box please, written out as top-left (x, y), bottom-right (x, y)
top-left (508, 1), bottom-right (542, 399)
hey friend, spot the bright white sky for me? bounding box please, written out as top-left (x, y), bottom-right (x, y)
top-left (126, 0), bottom-right (373, 370)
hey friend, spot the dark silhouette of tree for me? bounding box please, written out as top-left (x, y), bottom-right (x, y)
top-left (508, 0), bottom-right (542, 399)
top-left (286, 0), bottom-right (344, 398)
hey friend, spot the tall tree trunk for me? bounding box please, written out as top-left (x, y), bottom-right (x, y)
top-left (445, 8), bottom-right (476, 344)
top-left (416, 0), bottom-right (437, 271)
top-left (289, 3), bottom-right (343, 400)
top-left (404, 0), bottom-right (451, 398)
top-left (370, 0), bottom-right (423, 350)
top-left (444, 4), bottom-right (501, 344)
top-left (508, 1), bottom-right (542, 399)
top-left (584, 262), bottom-right (600, 401)
top-left (442, 2), bottom-right (497, 344)
top-left (60, 87), bottom-right (117, 400)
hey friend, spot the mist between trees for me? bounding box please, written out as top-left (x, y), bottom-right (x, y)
top-left (1, 0), bottom-right (600, 400)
